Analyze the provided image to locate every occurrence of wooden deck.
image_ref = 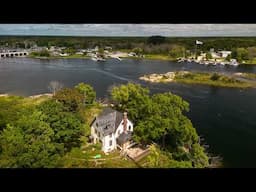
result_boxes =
[126,146,150,162]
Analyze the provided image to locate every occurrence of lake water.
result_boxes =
[1,57,256,167]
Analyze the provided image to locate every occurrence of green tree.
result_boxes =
[132,47,143,55]
[145,144,193,168]
[75,83,96,105]
[247,47,256,60]
[190,143,209,168]
[110,83,151,123]
[98,48,105,58]
[0,111,63,168]
[232,48,249,62]
[64,47,76,55]
[206,52,212,60]
[147,36,166,45]
[38,100,84,152]
[53,88,84,112]
[0,96,24,129]
[226,54,231,61]
[31,49,50,57]
[169,45,185,58]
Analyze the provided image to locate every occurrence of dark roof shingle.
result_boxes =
[91,107,124,136]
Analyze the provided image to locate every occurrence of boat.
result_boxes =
[230,59,239,66]
[91,57,98,61]
[111,56,122,61]
[91,56,106,62]
[116,57,122,61]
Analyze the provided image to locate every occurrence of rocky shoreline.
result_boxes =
[139,71,256,88]
[139,71,189,83]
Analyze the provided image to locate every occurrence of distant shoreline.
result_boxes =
[0,93,53,97]
[2,54,256,64]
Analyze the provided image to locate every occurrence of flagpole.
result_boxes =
[195,41,197,59]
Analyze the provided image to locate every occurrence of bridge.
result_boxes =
[0,51,29,58]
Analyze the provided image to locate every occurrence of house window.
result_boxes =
[109,140,112,146]
[98,132,100,137]
[96,123,98,127]
[129,125,131,131]
[109,134,112,138]
[95,129,97,135]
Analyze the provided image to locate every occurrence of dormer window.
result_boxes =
[129,125,131,131]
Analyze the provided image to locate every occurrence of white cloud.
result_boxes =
[0,24,256,36]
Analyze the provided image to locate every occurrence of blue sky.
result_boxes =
[0,24,256,36]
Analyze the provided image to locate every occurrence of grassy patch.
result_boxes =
[144,54,176,61]
[63,144,138,168]
[243,58,256,64]
[175,72,254,88]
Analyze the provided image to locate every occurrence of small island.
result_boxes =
[140,71,256,88]
[0,82,217,168]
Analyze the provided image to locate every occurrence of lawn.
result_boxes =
[63,144,139,168]
[144,54,176,61]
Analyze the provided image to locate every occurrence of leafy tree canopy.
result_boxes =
[0,111,63,168]
[53,88,84,112]
[147,36,166,45]
[75,82,96,105]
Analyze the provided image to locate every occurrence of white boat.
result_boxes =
[230,59,239,66]
[97,57,106,61]
[91,57,106,62]
[111,56,122,61]
[116,57,122,61]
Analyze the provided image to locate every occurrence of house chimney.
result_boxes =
[123,112,127,133]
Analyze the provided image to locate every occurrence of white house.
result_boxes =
[90,108,134,153]
[211,50,232,59]
[219,51,232,58]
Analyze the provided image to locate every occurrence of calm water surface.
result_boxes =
[1,57,256,167]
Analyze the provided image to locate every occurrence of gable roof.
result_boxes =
[91,107,124,136]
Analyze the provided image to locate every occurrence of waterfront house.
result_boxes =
[211,50,232,59]
[90,108,134,153]
[219,51,232,58]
